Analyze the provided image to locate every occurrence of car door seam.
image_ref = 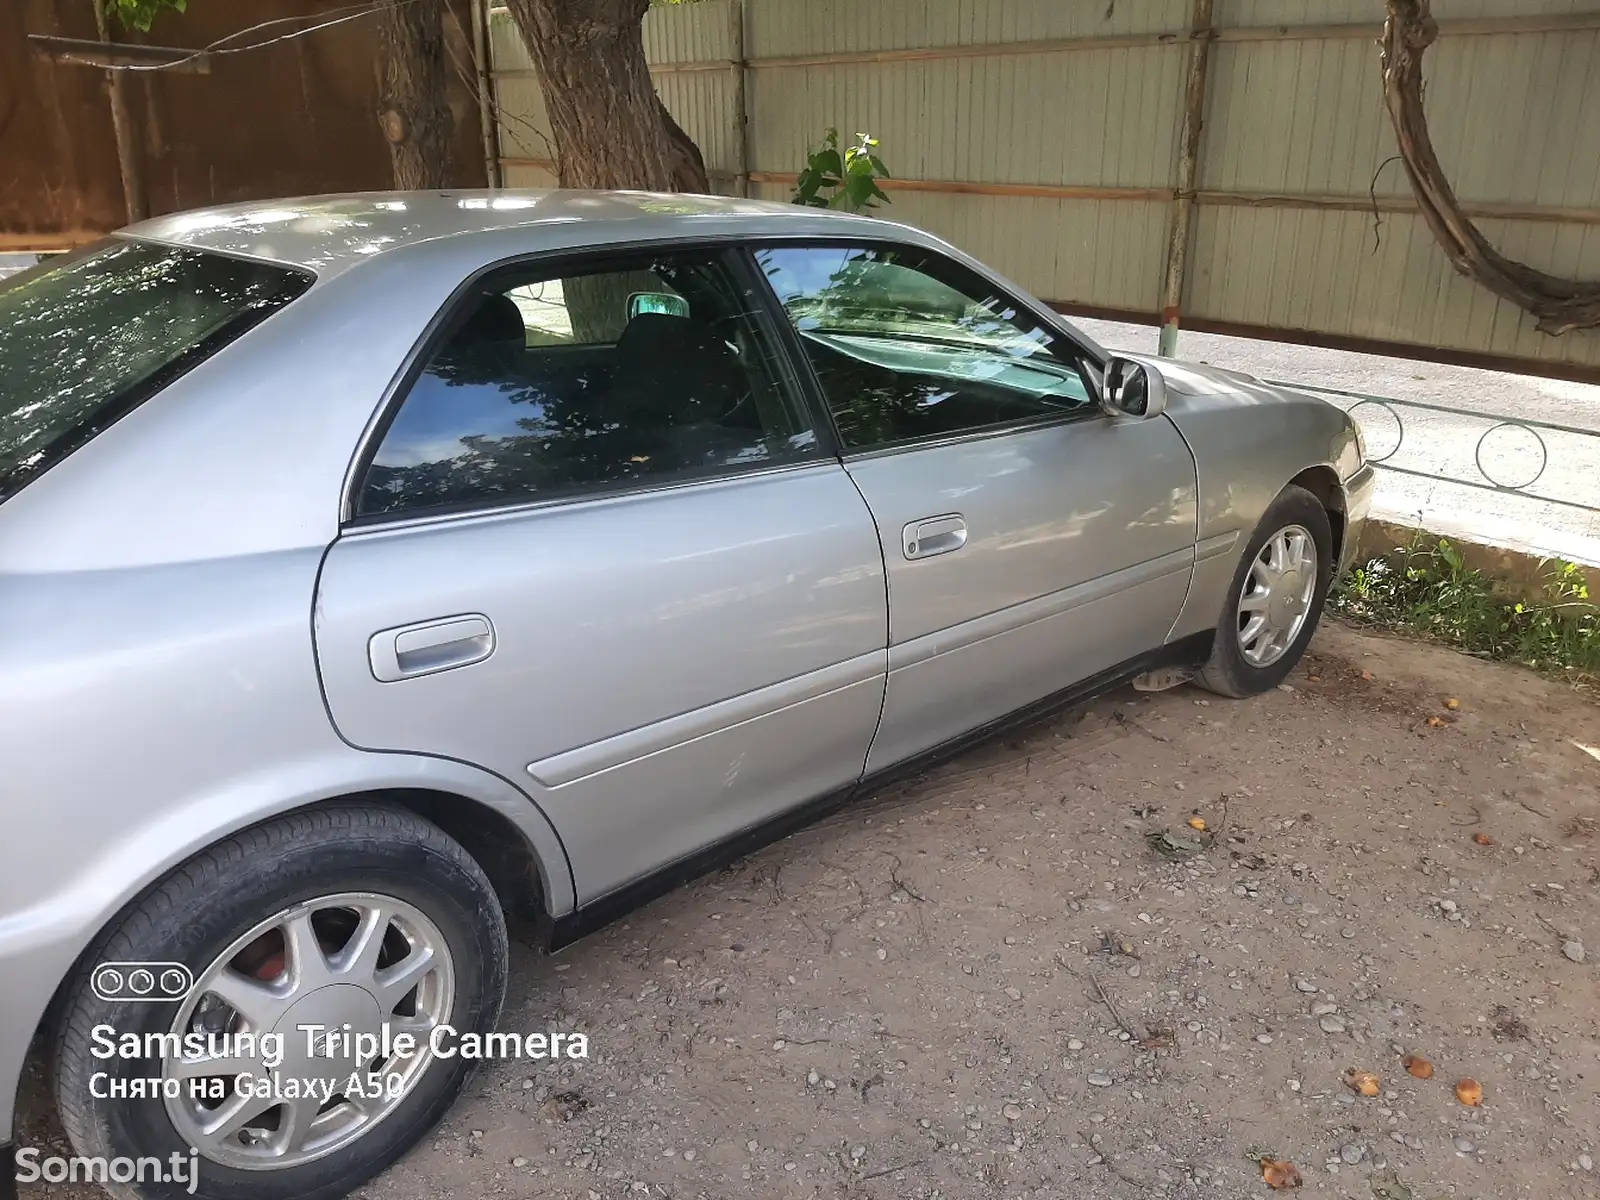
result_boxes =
[1195,530,1240,562]
[830,459,896,782]
[1153,411,1205,646]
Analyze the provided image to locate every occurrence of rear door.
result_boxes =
[314,245,887,903]
[752,241,1198,771]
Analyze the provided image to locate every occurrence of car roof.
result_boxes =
[122,190,906,279]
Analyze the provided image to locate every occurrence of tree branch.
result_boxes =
[1381,0,1600,335]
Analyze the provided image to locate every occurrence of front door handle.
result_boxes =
[369,614,495,682]
[903,514,967,560]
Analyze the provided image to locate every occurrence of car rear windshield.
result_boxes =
[0,238,311,501]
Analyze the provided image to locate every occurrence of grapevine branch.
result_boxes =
[1381,0,1600,335]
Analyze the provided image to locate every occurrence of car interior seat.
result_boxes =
[606,313,760,469]
[452,292,527,350]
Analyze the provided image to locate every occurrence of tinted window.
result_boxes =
[0,239,310,501]
[756,244,1096,450]
[359,251,818,518]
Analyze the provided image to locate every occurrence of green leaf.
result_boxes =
[108,0,186,31]
[1369,1172,1416,1200]
[1145,828,1206,859]
[791,127,891,212]
[812,149,844,178]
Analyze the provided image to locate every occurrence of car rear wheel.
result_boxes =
[52,803,508,1200]
[1197,484,1333,698]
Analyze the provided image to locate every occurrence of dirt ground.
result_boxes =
[18,622,1600,1199]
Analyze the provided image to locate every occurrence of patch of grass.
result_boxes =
[1330,536,1600,682]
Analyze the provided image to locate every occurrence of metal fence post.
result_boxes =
[1158,0,1214,358]
[730,0,750,197]
[471,0,501,188]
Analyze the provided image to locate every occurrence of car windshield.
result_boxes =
[0,238,310,501]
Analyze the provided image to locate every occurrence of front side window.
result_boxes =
[359,250,818,518]
[755,244,1097,450]
[0,239,310,501]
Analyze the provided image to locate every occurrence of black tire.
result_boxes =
[1197,484,1333,698]
[52,803,509,1200]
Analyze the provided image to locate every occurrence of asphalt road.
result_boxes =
[0,253,40,280]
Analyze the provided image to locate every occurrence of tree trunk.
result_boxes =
[378,0,454,189]
[93,0,147,222]
[504,0,710,192]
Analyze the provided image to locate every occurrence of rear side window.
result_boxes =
[0,239,310,501]
[357,249,819,519]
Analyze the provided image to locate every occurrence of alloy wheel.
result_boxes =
[1236,523,1318,668]
[161,892,454,1171]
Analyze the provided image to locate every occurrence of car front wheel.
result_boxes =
[1197,483,1333,698]
[52,803,508,1200]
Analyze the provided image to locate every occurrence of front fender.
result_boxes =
[1147,361,1358,543]
[1140,360,1359,642]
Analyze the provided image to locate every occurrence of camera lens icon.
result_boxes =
[91,961,193,1003]
[92,967,124,997]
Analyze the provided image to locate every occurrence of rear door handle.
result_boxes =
[369,614,495,682]
[903,514,967,560]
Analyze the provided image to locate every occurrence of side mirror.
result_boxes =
[1099,355,1168,419]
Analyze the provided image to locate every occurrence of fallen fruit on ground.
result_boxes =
[1446,697,1461,710]
[1472,831,1494,845]
[1260,1158,1303,1189]
[1345,1069,1381,1096]
[1403,1055,1434,1079]
[1426,716,1447,728]
[1188,816,1208,831]
[1455,1078,1483,1106]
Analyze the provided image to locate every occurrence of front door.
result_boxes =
[315,246,887,902]
[753,241,1198,771]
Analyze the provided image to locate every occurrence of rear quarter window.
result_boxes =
[0,238,311,502]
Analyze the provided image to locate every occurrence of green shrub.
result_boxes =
[1331,536,1600,680]
[792,129,891,213]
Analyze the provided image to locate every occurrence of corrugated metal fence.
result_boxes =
[489,0,1600,381]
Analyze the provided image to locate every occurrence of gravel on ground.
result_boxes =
[17,623,1600,1199]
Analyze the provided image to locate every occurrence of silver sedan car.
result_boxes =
[0,192,1372,1199]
